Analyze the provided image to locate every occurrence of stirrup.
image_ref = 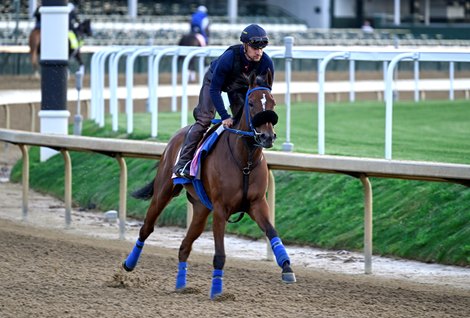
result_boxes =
[175,162,192,179]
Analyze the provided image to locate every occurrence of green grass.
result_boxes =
[10,99,470,266]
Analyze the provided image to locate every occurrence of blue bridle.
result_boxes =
[221,86,278,144]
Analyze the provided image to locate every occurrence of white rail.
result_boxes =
[1,128,470,274]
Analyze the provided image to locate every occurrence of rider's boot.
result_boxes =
[173,125,204,179]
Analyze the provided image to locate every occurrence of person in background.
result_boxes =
[67,2,82,53]
[191,5,210,45]
[361,20,374,33]
[173,24,273,178]
[68,2,81,37]
[33,4,41,30]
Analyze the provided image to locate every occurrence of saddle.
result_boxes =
[173,125,225,210]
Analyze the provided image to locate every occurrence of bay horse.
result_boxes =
[178,32,206,82]
[28,19,92,78]
[123,69,296,300]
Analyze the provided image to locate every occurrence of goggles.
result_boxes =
[248,36,269,49]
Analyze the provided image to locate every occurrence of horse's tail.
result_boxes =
[131,179,155,200]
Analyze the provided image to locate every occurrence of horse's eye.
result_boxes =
[248,101,254,108]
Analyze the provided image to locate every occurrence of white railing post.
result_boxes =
[109,47,137,129]
[449,61,455,101]
[171,51,180,113]
[126,46,155,134]
[181,48,210,127]
[282,36,294,152]
[385,52,418,160]
[414,60,420,102]
[349,59,355,102]
[150,47,178,137]
[318,51,350,155]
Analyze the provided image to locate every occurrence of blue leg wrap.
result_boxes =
[210,269,224,300]
[124,238,144,270]
[270,237,290,268]
[175,262,188,290]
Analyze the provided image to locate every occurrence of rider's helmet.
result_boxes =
[197,5,207,13]
[240,24,269,49]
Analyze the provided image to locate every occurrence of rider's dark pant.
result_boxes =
[173,69,215,174]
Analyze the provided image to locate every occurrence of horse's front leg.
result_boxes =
[210,208,227,300]
[123,175,176,272]
[175,200,210,291]
[250,199,296,284]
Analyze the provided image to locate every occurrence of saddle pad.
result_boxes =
[173,125,226,210]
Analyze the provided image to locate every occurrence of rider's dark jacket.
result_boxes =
[208,45,274,120]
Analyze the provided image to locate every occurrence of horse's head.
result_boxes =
[241,69,278,148]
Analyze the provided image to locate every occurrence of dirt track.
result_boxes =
[0,217,469,318]
[1,146,469,317]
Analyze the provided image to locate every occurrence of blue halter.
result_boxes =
[224,86,274,141]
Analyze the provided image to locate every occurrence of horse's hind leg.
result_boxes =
[122,174,179,272]
[175,200,210,290]
[250,200,296,284]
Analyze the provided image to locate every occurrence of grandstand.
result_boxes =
[1,0,470,47]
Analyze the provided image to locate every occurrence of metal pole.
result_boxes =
[449,61,455,101]
[349,59,355,102]
[61,149,72,228]
[282,36,294,152]
[19,144,29,221]
[73,70,84,135]
[414,60,420,102]
[318,52,349,155]
[267,170,275,261]
[171,52,179,112]
[116,154,127,240]
[360,175,373,274]
[385,52,417,159]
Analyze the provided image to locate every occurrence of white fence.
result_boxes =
[89,44,470,160]
[2,128,470,274]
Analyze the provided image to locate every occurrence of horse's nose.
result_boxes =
[260,132,276,148]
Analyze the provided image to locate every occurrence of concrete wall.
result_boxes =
[269,0,330,28]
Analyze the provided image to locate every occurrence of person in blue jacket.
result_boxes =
[173,24,273,178]
[190,5,210,45]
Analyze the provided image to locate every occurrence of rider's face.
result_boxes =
[244,44,263,62]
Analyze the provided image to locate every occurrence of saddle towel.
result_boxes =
[173,125,225,210]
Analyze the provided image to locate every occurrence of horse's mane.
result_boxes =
[254,72,271,89]
[229,71,271,122]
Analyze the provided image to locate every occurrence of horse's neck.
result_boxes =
[228,121,262,164]
[228,134,261,165]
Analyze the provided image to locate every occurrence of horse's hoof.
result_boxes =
[210,292,223,300]
[175,286,187,293]
[122,260,134,272]
[282,272,296,284]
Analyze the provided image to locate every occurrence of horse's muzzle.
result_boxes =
[252,110,278,148]
[254,129,277,148]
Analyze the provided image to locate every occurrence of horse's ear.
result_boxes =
[266,69,273,88]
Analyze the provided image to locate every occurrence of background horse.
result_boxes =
[28,19,92,78]
[123,70,296,300]
[178,32,206,81]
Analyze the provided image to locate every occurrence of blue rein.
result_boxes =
[213,86,272,139]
